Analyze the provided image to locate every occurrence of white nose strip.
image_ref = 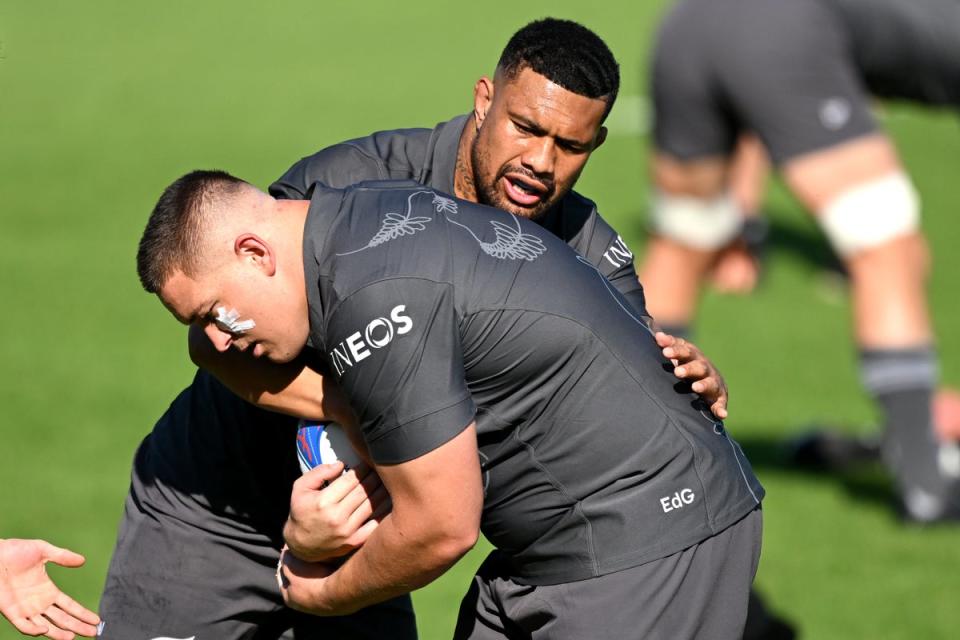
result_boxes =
[214,306,256,334]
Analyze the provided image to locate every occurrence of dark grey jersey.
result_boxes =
[303,181,764,585]
[271,114,647,317]
[125,370,301,536]
[131,117,646,540]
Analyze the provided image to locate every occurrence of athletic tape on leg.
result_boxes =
[650,191,742,250]
[818,172,920,256]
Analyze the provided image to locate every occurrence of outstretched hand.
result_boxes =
[656,332,729,420]
[0,539,101,639]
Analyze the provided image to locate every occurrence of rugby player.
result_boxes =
[139,170,765,640]
[638,0,960,522]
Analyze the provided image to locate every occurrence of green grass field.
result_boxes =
[1,1,958,638]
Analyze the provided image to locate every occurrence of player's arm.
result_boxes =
[282,278,479,613]
[0,538,101,639]
[280,422,482,615]
[188,324,353,422]
[192,319,391,557]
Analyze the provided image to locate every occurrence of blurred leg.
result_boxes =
[640,154,733,335]
[785,135,959,520]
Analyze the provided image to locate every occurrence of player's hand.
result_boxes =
[277,547,349,616]
[284,462,391,562]
[708,241,760,295]
[0,539,101,639]
[656,332,729,419]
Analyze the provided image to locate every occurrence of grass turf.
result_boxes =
[1,2,958,638]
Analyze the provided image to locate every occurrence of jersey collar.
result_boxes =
[301,185,346,350]
[422,113,470,194]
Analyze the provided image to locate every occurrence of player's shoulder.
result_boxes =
[554,189,616,236]
[339,124,437,176]
[270,125,437,198]
[363,124,435,151]
[560,189,599,215]
[320,124,436,163]
[336,179,448,212]
[325,180,457,257]
[270,142,385,199]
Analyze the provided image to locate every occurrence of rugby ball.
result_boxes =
[296,420,363,474]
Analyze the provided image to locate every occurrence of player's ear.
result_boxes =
[235,234,276,276]
[593,126,608,151]
[473,76,494,128]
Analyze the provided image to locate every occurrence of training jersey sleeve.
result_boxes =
[588,220,648,319]
[561,195,648,318]
[322,278,476,465]
[269,143,389,200]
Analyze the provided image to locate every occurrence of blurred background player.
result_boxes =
[0,538,101,639]
[638,0,960,523]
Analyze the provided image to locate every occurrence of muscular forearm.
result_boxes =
[285,507,476,615]
[283,424,483,615]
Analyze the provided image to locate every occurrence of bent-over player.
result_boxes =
[138,171,765,639]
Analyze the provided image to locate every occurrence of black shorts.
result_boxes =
[453,508,762,640]
[98,432,417,639]
[651,0,877,164]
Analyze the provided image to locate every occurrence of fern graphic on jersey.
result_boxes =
[338,189,546,262]
[432,193,458,215]
[480,220,547,261]
[337,190,433,256]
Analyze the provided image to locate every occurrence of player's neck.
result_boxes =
[454,115,479,203]
[277,198,310,220]
[274,199,310,249]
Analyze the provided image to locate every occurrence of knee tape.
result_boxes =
[818,172,920,257]
[650,191,743,250]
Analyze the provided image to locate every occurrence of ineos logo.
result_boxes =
[660,488,695,513]
[602,235,634,269]
[365,317,395,348]
[329,305,413,375]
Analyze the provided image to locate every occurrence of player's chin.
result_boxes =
[498,194,551,220]
[265,347,298,364]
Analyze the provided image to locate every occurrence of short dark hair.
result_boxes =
[137,169,247,293]
[497,18,620,118]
